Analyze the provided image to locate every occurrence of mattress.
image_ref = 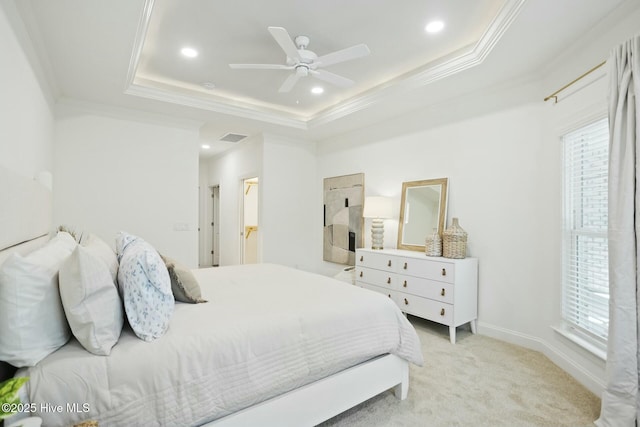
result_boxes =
[20,263,423,426]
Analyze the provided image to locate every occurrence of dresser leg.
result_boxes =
[470,319,477,334]
[449,326,456,344]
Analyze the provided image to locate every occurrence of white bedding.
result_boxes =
[20,263,423,427]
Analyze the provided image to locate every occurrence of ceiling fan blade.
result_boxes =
[268,26,302,61]
[229,63,292,70]
[315,44,370,68]
[310,69,354,88]
[278,73,301,93]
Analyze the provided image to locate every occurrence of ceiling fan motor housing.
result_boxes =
[286,48,317,67]
[294,35,310,48]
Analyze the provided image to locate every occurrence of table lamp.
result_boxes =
[363,196,393,250]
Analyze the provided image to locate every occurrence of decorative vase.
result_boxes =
[425,228,442,257]
[443,217,467,259]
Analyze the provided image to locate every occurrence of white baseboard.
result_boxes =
[477,321,605,396]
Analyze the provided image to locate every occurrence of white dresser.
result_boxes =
[355,248,478,344]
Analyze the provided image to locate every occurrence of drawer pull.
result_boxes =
[403,280,407,288]
[360,255,363,262]
[387,277,391,284]
[441,288,445,296]
[388,294,392,299]
[403,262,408,270]
[441,268,447,276]
[404,298,409,305]
[440,308,445,316]
[387,260,392,267]
[359,271,363,278]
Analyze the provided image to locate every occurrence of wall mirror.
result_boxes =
[397,178,448,251]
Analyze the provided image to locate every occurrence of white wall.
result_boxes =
[54,105,200,267]
[261,134,317,270]
[0,3,53,180]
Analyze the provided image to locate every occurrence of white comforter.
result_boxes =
[21,264,423,426]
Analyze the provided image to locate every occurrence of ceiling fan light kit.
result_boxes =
[229,26,370,93]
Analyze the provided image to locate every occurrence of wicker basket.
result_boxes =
[425,228,442,257]
[443,218,467,259]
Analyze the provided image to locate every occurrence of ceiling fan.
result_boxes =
[229,26,370,93]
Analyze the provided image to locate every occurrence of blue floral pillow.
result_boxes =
[116,232,174,342]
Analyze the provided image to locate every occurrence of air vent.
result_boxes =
[219,133,247,143]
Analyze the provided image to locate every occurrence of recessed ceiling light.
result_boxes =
[425,20,445,34]
[201,144,210,149]
[311,87,324,95]
[181,47,198,58]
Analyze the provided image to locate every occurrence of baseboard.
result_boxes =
[477,321,605,396]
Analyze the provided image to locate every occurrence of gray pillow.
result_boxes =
[161,255,207,304]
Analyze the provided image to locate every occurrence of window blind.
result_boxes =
[562,117,609,346]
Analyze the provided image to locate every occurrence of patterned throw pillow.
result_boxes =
[116,232,174,342]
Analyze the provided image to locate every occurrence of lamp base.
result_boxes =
[371,218,384,250]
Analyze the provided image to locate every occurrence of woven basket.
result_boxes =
[443,218,467,259]
[425,228,442,257]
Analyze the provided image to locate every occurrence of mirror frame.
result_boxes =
[397,178,448,251]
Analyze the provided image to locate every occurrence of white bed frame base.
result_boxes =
[207,354,409,427]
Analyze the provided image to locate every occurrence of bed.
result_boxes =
[0,167,423,427]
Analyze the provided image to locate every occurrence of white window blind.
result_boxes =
[562,117,609,347]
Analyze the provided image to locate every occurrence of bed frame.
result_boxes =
[209,354,408,426]
[0,166,412,426]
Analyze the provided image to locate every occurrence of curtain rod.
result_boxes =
[544,60,607,103]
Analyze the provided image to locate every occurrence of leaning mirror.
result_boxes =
[397,178,448,251]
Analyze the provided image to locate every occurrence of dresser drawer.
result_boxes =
[399,294,453,324]
[360,283,399,304]
[356,267,397,289]
[397,257,455,283]
[357,251,396,272]
[397,275,454,304]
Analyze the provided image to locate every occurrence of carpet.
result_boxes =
[320,316,601,427]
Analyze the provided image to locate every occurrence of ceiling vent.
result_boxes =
[219,133,248,143]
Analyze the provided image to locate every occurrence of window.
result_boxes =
[562,117,609,350]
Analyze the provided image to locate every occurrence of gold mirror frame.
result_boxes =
[397,178,448,251]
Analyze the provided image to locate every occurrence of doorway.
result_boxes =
[242,177,258,264]
[201,185,219,267]
[211,185,220,266]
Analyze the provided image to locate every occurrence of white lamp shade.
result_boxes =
[363,196,393,219]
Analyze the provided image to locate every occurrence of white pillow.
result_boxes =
[116,232,174,342]
[0,231,77,367]
[59,245,124,355]
[80,233,118,281]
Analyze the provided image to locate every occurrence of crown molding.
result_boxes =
[124,0,155,90]
[55,97,203,131]
[124,83,308,129]
[125,0,526,130]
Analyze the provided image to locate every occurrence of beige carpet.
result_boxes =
[320,316,601,427]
